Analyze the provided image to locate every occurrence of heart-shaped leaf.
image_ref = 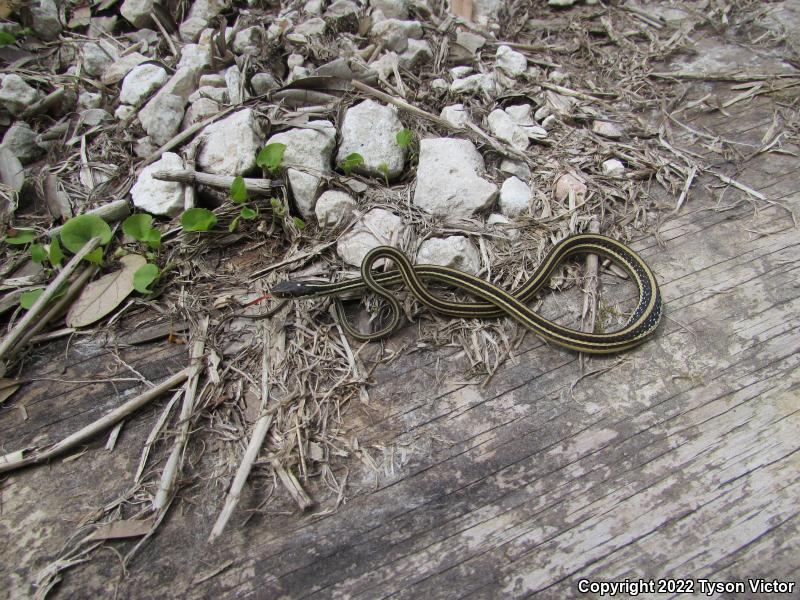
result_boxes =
[60,214,112,254]
[5,229,35,245]
[230,176,248,203]
[240,206,257,220]
[30,244,48,263]
[20,288,43,309]
[123,213,154,241]
[256,143,286,172]
[340,152,364,175]
[133,263,159,294]
[49,236,64,266]
[181,208,217,232]
[396,128,413,148]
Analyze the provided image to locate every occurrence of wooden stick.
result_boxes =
[22,88,66,119]
[649,71,800,82]
[0,237,102,373]
[208,323,276,542]
[0,367,196,474]
[48,200,130,238]
[153,316,208,511]
[151,168,280,195]
[272,459,313,511]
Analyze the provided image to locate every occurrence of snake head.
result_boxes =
[270,280,318,298]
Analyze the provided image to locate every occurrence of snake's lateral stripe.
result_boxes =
[271,234,662,354]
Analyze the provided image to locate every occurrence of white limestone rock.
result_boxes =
[251,72,280,95]
[265,121,336,218]
[182,97,219,128]
[225,65,245,105]
[198,108,265,176]
[315,190,357,227]
[450,66,473,79]
[499,176,532,218]
[304,0,324,14]
[114,104,136,120]
[486,213,520,240]
[233,26,264,56]
[78,91,102,109]
[495,45,527,77]
[413,138,498,218]
[602,158,625,175]
[101,52,147,85]
[499,159,531,180]
[138,93,185,145]
[487,109,529,151]
[82,41,118,77]
[120,64,168,106]
[371,0,409,19]
[549,0,577,6]
[505,104,535,126]
[130,152,185,216]
[337,208,406,266]
[1,122,41,164]
[592,120,623,139]
[120,0,154,28]
[179,0,228,41]
[199,73,226,87]
[416,236,481,276]
[542,114,557,129]
[324,0,360,31]
[371,18,422,52]
[188,85,228,104]
[0,75,39,115]
[28,0,62,41]
[336,100,406,180]
[450,73,497,96]
[294,17,327,37]
[440,104,469,129]
[399,38,432,69]
[177,44,212,71]
[431,78,449,92]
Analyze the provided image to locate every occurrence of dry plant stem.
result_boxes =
[351,80,457,131]
[153,316,208,511]
[272,459,314,511]
[581,220,601,336]
[649,71,800,82]
[674,165,697,212]
[183,140,199,210]
[11,264,98,354]
[134,388,182,483]
[151,169,278,195]
[0,237,102,373]
[22,87,66,119]
[141,106,235,168]
[48,200,130,238]
[208,325,274,542]
[0,367,196,474]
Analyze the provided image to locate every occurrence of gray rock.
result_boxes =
[81,108,111,126]
[592,120,623,139]
[304,0,324,14]
[1,122,42,164]
[101,52,147,85]
[399,38,432,69]
[472,0,503,24]
[337,208,406,266]
[198,108,266,176]
[294,17,327,37]
[182,98,219,128]
[179,0,228,41]
[120,64,168,107]
[265,121,336,218]
[324,0,360,31]
[534,105,551,121]
[371,18,422,52]
[487,109,529,151]
[199,74,226,87]
[602,158,625,175]
[542,114,557,129]
[549,0,577,6]
[450,66,473,79]
[554,173,587,204]
[495,45,527,77]
[336,99,406,180]
[371,0,409,19]
[78,91,103,109]
[499,176,532,218]
[413,138,498,217]
[138,94,185,145]
[450,73,497,96]
[131,152,186,216]
[417,236,481,275]
[440,104,470,129]
[430,78,449,92]
[232,26,264,56]
[133,136,157,158]
[505,104,535,126]
[0,75,39,115]
[545,90,576,116]
[287,53,305,70]
[82,41,118,78]
[486,213,520,240]
[28,0,62,41]
[225,65,245,105]
[158,67,201,101]
[120,0,154,28]
[114,104,136,121]
[499,159,531,180]
[178,44,213,72]
[251,72,280,95]
[315,190,357,227]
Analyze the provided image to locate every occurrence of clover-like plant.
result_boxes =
[60,214,113,264]
[396,128,413,148]
[123,213,161,249]
[256,143,286,174]
[181,208,217,232]
[340,152,364,176]
[133,263,160,294]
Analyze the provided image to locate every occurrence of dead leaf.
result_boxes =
[0,378,21,405]
[0,0,13,19]
[450,0,472,20]
[0,147,24,192]
[88,517,155,541]
[67,5,91,28]
[66,254,146,328]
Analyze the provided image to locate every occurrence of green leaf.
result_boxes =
[20,289,43,310]
[0,32,16,46]
[341,152,364,176]
[293,217,306,230]
[256,143,287,172]
[228,216,240,232]
[270,197,285,219]
[30,244,48,263]
[49,237,64,267]
[60,214,112,254]
[378,162,390,185]
[5,229,36,245]
[133,263,159,294]
[122,214,154,241]
[240,206,257,220]
[230,176,248,203]
[144,228,161,249]
[85,247,104,265]
[396,128,413,148]
[180,208,217,232]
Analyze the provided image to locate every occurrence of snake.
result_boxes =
[270,233,662,354]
